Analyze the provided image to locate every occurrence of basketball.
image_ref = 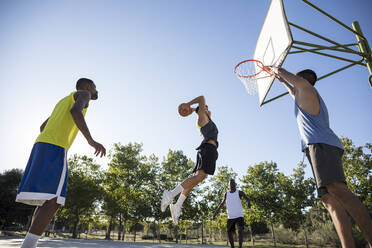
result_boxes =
[178,103,191,117]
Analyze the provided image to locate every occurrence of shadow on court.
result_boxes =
[0,237,229,248]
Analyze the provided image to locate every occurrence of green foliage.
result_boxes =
[0,168,34,228]
[159,149,199,222]
[279,162,316,231]
[241,161,284,224]
[341,137,372,211]
[4,136,370,246]
[56,154,103,238]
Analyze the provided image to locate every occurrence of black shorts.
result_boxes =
[305,143,346,197]
[227,217,244,233]
[192,143,218,175]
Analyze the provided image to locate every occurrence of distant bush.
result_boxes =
[141,235,153,240]
[310,221,339,247]
[159,234,167,240]
[274,225,304,245]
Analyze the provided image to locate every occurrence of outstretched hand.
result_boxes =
[275,74,286,83]
[269,66,279,75]
[88,140,106,157]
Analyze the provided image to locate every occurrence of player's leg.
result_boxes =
[161,149,205,212]
[305,144,363,246]
[227,219,235,248]
[228,231,235,248]
[161,170,206,213]
[180,170,207,196]
[169,170,207,224]
[326,182,372,246]
[28,197,60,235]
[17,143,68,248]
[237,217,244,248]
[321,192,355,248]
[21,198,60,248]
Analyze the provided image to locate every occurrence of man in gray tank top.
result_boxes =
[161,96,219,225]
[271,66,372,247]
[213,179,250,248]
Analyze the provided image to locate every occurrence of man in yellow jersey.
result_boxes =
[16,78,106,248]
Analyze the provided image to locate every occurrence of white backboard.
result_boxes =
[254,0,293,106]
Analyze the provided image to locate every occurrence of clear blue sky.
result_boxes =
[0,0,371,182]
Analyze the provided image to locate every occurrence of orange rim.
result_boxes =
[234,59,273,78]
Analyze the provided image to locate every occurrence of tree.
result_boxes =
[103,142,156,241]
[56,154,103,238]
[341,137,372,211]
[279,162,316,247]
[158,149,198,243]
[0,169,34,229]
[241,161,285,247]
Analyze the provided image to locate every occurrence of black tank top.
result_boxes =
[198,117,218,148]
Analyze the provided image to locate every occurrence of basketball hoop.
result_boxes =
[234,59,274,95]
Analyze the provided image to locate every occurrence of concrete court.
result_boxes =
[0,236,229,248]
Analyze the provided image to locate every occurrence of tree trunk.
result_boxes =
[105,216,113,240]
[301,217,309,248]
[250,224,255,247]
[175,225,179,244]
[122,219,126,241]
[158,221,161,243]
[134,223,137,242]
[118,214,122,240]
[270,223,276,247]
[201,220,204,244]
[72,215,80,239]
[186,227,188,244]
[152,220,156,243]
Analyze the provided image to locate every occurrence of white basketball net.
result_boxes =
[234,60,273,95]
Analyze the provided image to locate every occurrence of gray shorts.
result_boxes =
[305,143,345,197]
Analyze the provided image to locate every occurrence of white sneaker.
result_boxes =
[161,190,173,212]
[169,204,181,225]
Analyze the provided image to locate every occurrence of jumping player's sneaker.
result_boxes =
[170,203,182,225]
[161,190,173,212]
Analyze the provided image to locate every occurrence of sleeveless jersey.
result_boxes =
[226,190,244,219]
[197,118,219,148]
[36,91,88,150]
[294,90,343,151]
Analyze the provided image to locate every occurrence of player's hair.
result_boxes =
[195,105,208,113]
[76,78,94,90]
[296,69,317,86]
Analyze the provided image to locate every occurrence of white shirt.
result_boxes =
[226,190,244,219]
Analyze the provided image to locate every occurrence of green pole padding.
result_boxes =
[352,21,372,88]
[289,22,358,54]
[302,0,366,40]
[291,45,366,65]
[291,41,362,56]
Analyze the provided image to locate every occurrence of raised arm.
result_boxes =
[212,192,227,220]
[273,67,310,89]
[70,91,106,157]
[239,191,251,209]
[40,118,49,132]
[276,75,295,98]
[186,95,209,126]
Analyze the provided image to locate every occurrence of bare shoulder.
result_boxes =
[295,86,320,115]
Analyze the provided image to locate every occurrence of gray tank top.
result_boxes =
[294,90,343,151]
[197,118,219,148]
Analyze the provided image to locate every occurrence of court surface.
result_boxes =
[0,237,228,248]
